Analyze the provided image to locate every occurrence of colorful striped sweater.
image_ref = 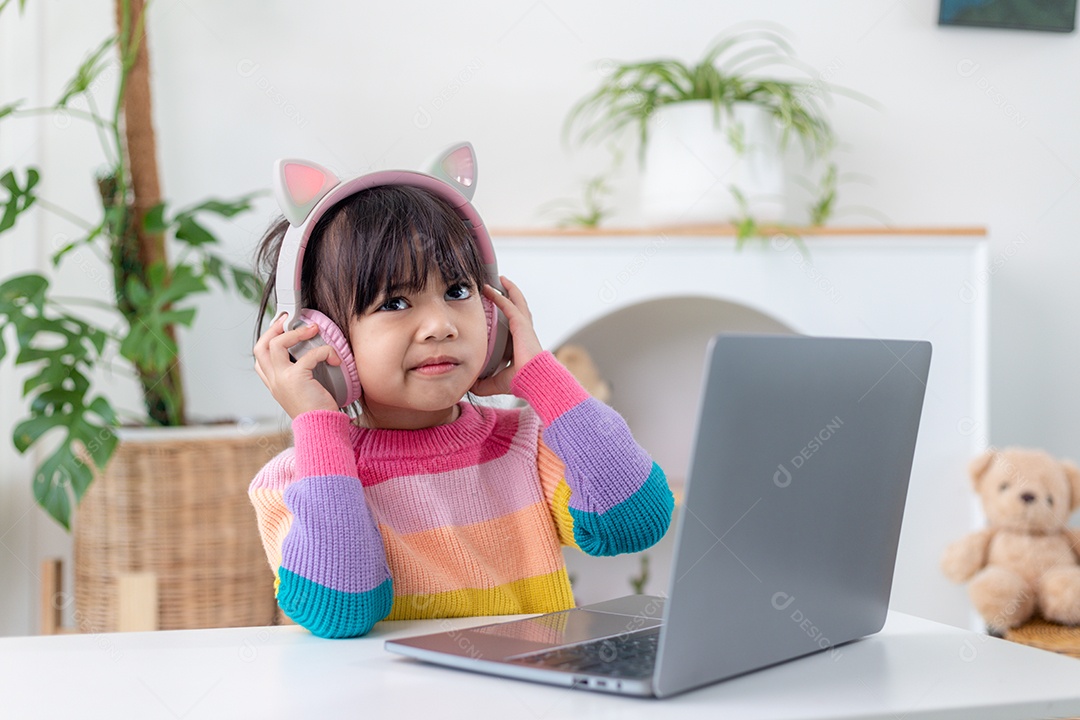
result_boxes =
[249,351,674,638]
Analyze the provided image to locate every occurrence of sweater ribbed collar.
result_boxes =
[347,402,497,460]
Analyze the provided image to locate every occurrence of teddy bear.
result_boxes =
[554,344,612,404]
[941,447,1080,632]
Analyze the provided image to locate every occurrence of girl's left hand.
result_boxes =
[470,275,544,397]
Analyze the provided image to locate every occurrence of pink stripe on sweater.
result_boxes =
[292,410,360,478]
[511,352,590,426]
[362,410,544,534]
[353,405,524,487]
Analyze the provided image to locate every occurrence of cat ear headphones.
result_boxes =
[272,141,513,408]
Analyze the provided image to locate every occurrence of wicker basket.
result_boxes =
[73,421,291,632]
[1005,617,1080,659]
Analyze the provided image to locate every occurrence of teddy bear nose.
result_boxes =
[1020,492,1036,504]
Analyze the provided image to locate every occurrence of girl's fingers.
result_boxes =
[497,275,532,321]
[253,314,284,355]
[293,343,340,370]
[270,320,320,348]
[264,321,321,364]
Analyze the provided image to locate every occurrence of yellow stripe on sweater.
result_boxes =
[386,568,575,620]
[537,439,578,550]
[550,479,577,549]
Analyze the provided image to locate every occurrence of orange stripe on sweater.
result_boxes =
[249,486,293,571]
[379,502,566,597]
[536,438,577,549]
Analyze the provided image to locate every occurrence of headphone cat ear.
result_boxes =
[273,159,341,226]
[424,141,478,201]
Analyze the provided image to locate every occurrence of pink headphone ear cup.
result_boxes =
[479,296,513,379]
[297,309,362,407]
[482,296,496,341]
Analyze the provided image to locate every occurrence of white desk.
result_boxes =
[2,611,1079,719]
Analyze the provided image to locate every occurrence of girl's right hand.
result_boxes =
[253,314,342,418]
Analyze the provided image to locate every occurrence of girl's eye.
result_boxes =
[446,283,472,301]
[378,297,409,312]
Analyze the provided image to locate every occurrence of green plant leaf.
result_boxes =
[14,318,90,365]
[142,202,168,234]
[57,35,118,108]
[0,273,49,312]
[180,194,258,219]
[0,167,40,235]
[0,99,23,120]
[50,221,105,267]
[67,448,96,501]
[0,0,29,16]
[22,361,85,396]
[29,388,83,415]
[12,414,60,454]
[201,254,225,286]
[120,317,177,372]
[33,448,76,530]
[87,327,108,355]
[230,266,263,303]
[86,395,118,426]
[157,264,207,306]
[174,215,217,247]
[69,414,117,470]
[809,163,838,226]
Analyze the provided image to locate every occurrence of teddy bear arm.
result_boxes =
[941,528,996,583]
[1062,527,1080,562]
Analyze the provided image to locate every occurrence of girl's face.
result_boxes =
[349,269,488,429]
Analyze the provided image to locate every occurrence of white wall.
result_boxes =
[1,0,1078,635]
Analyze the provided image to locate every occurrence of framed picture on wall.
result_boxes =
[939,0,1077,32]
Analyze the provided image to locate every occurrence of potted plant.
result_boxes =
[565,25,854,229]
[0,0,285,631]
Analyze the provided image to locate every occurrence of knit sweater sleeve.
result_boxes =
[248,410,392,638]
[516,351,674,556]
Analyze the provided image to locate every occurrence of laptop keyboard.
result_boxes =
[510,628,660,679]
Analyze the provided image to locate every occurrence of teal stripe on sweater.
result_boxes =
[568,462,674,557]
[277,567,393,638]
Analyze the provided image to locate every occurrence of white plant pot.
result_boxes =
[640,100,786,225]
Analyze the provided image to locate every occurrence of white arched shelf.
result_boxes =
[556,295,796,486]
[493,227,988,629]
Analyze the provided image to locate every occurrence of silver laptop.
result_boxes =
[385,334,932,698]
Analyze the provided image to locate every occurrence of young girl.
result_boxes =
[249,145,674,638]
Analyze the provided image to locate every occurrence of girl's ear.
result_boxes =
[273,159,340,226]
[424,141,477,200]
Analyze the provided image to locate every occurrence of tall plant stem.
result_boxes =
[114,0,186,425]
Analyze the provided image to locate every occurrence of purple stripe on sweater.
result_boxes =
[542,399,653,515]
[281,474,390,594]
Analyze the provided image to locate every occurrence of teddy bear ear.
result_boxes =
[968,449,998,490]
[1062,460,1080,510]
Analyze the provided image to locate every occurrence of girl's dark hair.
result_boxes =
[254,185,488,343]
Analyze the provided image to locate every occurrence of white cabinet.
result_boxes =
[493,228,988,629]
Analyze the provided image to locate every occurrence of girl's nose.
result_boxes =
[419,301,457,341]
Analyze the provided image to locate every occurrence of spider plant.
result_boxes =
[565,26,839,164]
